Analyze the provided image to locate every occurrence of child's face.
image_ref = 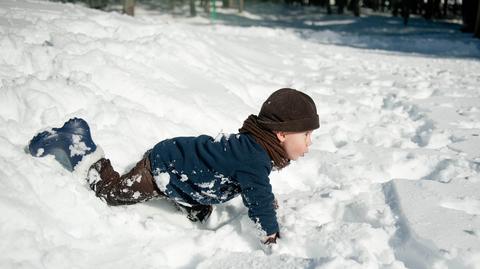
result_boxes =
[276,130,313,160]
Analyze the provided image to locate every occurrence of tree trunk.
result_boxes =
[425,0,433,19]
[402,0,410,25]
[89,0,107,9]
[211,0,217,19]
[205,0,210,15]
[190,0,196,16]
[352,0,360,16]
[326,0,332,14]
[337,0,346,14]
[475,0,480,38]
[238,0,244,13]
[123,0,135,16]
[443,0,447,17]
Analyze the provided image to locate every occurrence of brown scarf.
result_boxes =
[239,115,290,170]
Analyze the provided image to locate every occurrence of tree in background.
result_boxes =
[461,0,479,33]
[123,0,135,15]
[475,0,480,38]
[87,0,108,9]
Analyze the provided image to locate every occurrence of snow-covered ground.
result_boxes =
[1,0,480,268]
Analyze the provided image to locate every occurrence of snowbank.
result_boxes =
[1,0,479,268]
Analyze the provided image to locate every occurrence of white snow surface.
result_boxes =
[1,0,480,268]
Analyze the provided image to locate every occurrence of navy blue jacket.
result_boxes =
[148,133,279,235]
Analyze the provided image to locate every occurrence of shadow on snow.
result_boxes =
[133,0,480,59]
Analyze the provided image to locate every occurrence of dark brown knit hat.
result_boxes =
[257,88,319,132]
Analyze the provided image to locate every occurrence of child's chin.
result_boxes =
[294,153,306,160]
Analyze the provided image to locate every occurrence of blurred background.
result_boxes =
[50,0,480,37]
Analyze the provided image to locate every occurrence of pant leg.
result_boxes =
[86,153,212,222]
[87,154,163,206]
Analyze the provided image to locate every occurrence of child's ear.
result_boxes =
[275,131,287,143]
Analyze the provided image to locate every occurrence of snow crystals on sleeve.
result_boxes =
[200,189,218,198]
[36,148,44,157]
[215,173,231,185]
[214,132,232,143]
[196,180,215,189]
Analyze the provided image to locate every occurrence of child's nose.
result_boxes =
[307,136,312,147]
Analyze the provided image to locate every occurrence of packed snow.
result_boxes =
[1,0,480,268]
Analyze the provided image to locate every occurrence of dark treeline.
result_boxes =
[61,0,480,37]
[283,0,479,37]
[286,0,471,25]
[314,0,480,37]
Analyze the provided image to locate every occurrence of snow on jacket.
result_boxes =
[148,133,279,235]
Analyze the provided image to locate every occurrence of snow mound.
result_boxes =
[1,0,480,268]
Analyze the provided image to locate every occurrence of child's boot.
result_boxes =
[28,117,98,171]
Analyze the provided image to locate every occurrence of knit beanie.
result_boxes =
[257,88,319,132]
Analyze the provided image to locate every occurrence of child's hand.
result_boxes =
[263,232,280,244]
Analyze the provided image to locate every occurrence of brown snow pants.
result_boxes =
[86,152,213,222]
[87,153,163,206]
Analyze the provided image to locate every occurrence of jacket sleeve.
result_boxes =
[236,166,279,236]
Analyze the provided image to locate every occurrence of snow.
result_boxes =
[180,174,189,182]
[125,174,142,186]
[384,178,480,268]
[1,0,480,268]
[154,172,171,192]
[69,134,91,157]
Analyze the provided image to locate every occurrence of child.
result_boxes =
[28,88,319,244]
